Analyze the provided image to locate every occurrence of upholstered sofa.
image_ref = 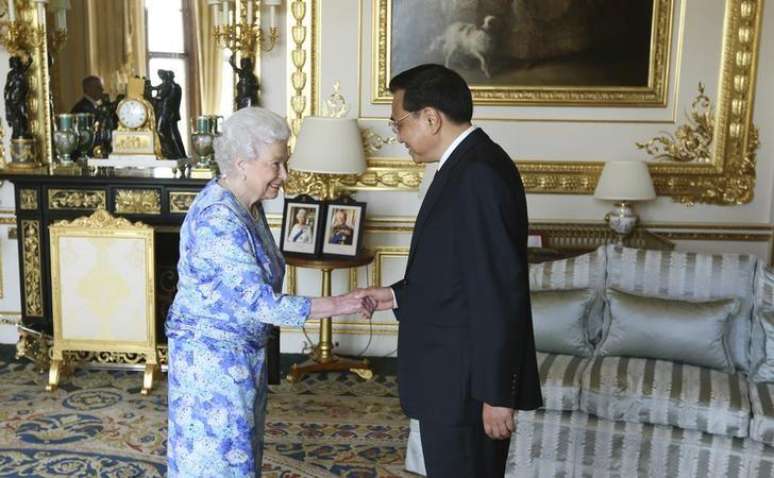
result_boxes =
[405,245,774,476]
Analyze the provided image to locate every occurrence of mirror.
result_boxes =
[49,0,235,154]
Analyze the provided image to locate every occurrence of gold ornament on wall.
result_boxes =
[636,83,713,163]
[636,83,760,205]
[361,129,396,156]
[321,81,348,118]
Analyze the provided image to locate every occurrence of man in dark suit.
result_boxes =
[356,64,542,477]
[71,75,103,115]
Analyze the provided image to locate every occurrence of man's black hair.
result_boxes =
[388,64,472,124]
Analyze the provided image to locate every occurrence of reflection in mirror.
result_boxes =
[49,0,235,156]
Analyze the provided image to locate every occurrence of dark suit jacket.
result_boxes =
[391,128,543,425]
[71,97,97,115]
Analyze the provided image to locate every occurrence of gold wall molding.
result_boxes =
[271,215,772,244]
[373,0,673,106]
[339,159,422,191]
[48,189,106,210]
[369,247,408,290]
[169,191,198,214]
[286,159,423,196]
[114,189,161,215]
[286,0,319,145]
[0,217,16,225]
[20,220,43,317]
[19,189,38,210]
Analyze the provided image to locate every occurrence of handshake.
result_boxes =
[308,287,395,321]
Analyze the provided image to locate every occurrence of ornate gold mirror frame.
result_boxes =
[0,1,54,169]
[285,0,763,206]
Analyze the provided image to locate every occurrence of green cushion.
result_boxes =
[531,289,596,357]
[597,288,738,372]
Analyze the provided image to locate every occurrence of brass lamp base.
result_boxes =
[287,354,373,383]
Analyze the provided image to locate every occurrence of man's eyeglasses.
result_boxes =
[388,112,412,134]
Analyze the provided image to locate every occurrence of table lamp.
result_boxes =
[594,160,656,245]
[290,117,366,200]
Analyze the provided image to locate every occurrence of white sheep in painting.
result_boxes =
[429,15,497,79]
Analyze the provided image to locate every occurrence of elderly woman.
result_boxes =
[166,107,373,477]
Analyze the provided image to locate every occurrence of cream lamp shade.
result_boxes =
[594,160,656,201]
[290,117,366,175]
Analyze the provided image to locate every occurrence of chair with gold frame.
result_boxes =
[46,208,159,394]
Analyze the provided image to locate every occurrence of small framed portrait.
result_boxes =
[280,195,323,257]
[321,200,366,258]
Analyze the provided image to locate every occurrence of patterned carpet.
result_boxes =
[0,354,415,477]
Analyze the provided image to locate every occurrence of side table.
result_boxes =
[285,250,375,382]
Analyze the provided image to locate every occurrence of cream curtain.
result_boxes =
[85,0,147,96]
[192,0,222,115]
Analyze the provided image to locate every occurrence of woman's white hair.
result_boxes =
[214,107,290,177]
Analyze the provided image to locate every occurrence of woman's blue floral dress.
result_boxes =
[166,179,310,477]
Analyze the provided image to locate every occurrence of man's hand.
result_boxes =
[351,287,395,311]
[482,403,514,440]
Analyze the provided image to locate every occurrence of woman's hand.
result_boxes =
[308,292,376,320]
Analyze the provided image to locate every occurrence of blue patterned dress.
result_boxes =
[166,180,310,477]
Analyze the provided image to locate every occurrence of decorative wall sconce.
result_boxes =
[210,0,281,55]
[44,0,69,52]
[0,0,43,55]
[0,0,69,55]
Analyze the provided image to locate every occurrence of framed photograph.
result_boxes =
[321,200,366,258]
[280,195,323,257]
[375,0,672,106]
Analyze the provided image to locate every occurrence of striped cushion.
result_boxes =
[530,248,606,342]
[537,352,590,411]
[507,410,774,478]
[755,263,774,310]
[752,264,774,381]
[580,356,751,438]
[750,382,774,446]
[529,247,606,291]
[605,246,757,372]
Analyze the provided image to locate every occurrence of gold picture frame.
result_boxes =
[47,209,158,394]
[373,0,674,107]
[286,0,763,205]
